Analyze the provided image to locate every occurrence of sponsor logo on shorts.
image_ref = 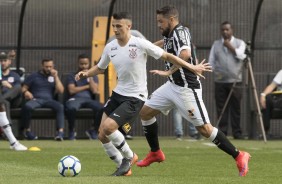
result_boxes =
[113,113,120,117]
[122,123,131,133]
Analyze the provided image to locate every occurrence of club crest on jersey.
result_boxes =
[129,48,137,59]
[179,30,187,44]
[167,41,173,49]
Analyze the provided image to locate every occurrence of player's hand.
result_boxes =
[149,70,170,77]
[193,59,212,79]
[75,71,88,81]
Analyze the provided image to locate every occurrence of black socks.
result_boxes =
[143,122,159,152]
[212,130,240,159]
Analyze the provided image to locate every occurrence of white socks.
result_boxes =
[107,130,133,159]
[141,117,157,126]
[208,127,218,142]
[102,142,123,167]
[0,112,17,145]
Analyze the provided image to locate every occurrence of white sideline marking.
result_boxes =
[202,142,216,147]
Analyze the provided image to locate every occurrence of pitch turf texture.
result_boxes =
[1,137,281,184]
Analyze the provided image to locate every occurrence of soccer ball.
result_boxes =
[58,155,81,177]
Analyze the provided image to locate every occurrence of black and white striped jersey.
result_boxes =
[163,24,200,89]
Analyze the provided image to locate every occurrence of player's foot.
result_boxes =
[236,151,251,176]
[137,149,165,167]
[10,141,28,151]
[112,153,138,176]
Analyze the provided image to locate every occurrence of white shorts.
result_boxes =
[145,81,210,126]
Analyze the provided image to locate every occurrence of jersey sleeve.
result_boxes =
[273,69,282,85]
[12,72,21,86]
[174,27,191,56]
[67,73,75,85]
[23,73,34,87]
[97,45,111,69]
[93,75,99,83]
[139,38,164,60]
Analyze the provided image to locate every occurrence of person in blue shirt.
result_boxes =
[0,51,27,151]
[65,54,103,140]
[0,50,22,122]
[20,58,65,140]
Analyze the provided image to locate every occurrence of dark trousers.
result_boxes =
[215,82,242,137]
[262,94,282,133]
[1,85,22,122]
[21,98,64,130]
[65,97,103,132]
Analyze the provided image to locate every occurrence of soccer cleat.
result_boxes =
[112,153,138,176]
[137,149,165,167]
[55,131,64,141]
[10,142,28,151]
[235,151,251,176]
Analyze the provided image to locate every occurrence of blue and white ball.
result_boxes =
[58,155,81,177]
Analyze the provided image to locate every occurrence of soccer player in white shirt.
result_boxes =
[75,12,211,176]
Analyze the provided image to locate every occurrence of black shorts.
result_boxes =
[104,91,144,133]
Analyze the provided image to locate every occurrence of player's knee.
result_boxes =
[100,119,118,136]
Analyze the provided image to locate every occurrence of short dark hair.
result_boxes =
[113,12,132,21]
[221,21,232,28]
[0,52,8,60]
[41,58,53,64]
[156,5,179,19]
[78,53,90,61]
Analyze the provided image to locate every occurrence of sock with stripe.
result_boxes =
[107,130,133,159]
[0,112,17,145]
[142,118,160,152]
[209,127,239,159]
[102,142,123,167]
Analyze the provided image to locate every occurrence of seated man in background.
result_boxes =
[260,69,282,137]
[20,58,65,141]
[0,51,22,122]
[65,54,103,140]
[0,52,26,151]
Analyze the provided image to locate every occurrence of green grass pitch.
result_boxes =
[1,137,282,184]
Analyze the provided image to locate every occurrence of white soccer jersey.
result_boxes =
[273,69,282,91]
[98,35,164,101]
